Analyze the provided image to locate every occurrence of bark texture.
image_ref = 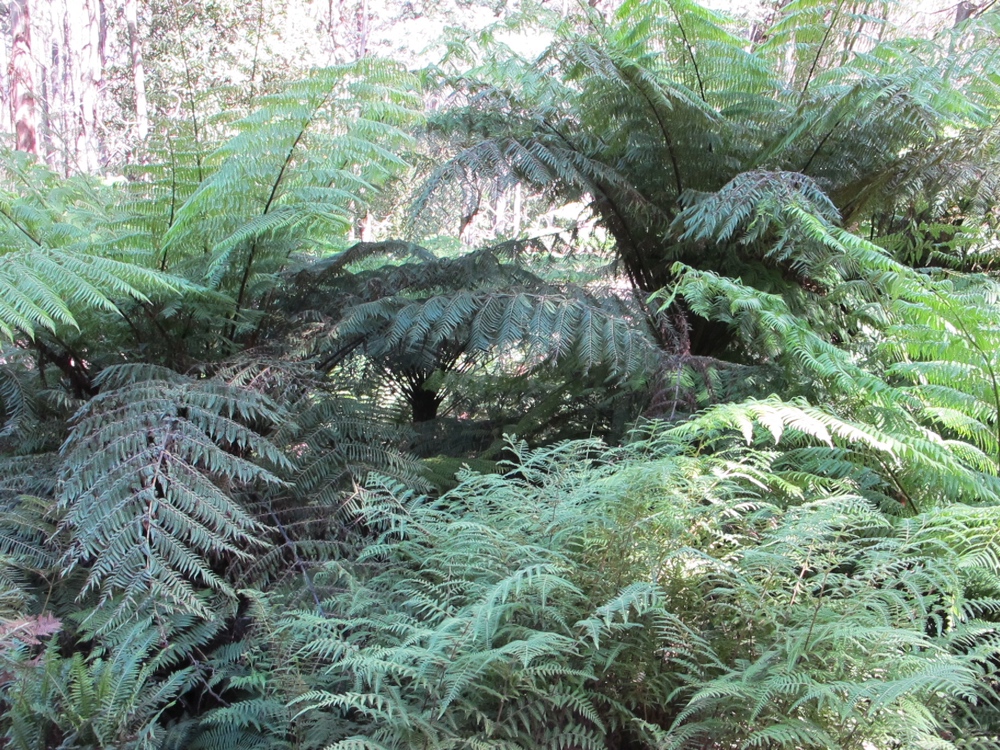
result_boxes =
[9,0,38,154]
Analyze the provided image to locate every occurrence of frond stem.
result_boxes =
[269,509,326,616]
[179,47,205,183]
[0,206,42,246]
[798,0,845,106]
[667,0,707,103]
[800,117,844,174]
[625,68,685,197]
[231,108,319,339]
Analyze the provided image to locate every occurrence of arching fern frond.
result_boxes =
[58,365,290,628]
[0,152,178,340]
[161,59,422,314]
[333,290,658,379]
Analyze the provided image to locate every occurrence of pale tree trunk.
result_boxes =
[69,0,104,172]
[356,0,368,59]
[9,0,38,154]
[61,2,73,175]
[512,183,522,237]
[326,0,344,63]
[48,33,64,169]
[0,2,11,137]
[33,0,55,164]
[494,192,507,236]
[125,0,147,141]
[39,59,52,163]
[327,0,339,59]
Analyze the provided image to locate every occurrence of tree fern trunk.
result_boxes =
[411,385,442,423]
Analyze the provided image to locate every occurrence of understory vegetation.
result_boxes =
[2,0,1000,748]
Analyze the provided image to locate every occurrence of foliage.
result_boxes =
[246,436,1000,750]
[1,0,1000,748]
[0,153,176,341]
[419,0,1000,354]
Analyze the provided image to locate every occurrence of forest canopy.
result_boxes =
[1,0,1000,748]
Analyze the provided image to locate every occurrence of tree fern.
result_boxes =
[0,2,998,746]
[0,151,178,340]
[58,365,290,628]
[418,0,1000,357]
[161,60,421,326]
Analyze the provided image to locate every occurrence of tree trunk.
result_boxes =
[48,34,63,168]
[0,1,12,137]
[61,4,73,175]
[411,385,442,423]
[356,0,369,59]
[71,0,104,172]
[512,183,522,236]
[955,1,978,24]
[39,62,52,163]
[9,0,38,155]
[125,0,148,141]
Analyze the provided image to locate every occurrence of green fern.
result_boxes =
[253,433,1000,750]
[0,151,178,340]
[58,365,290,628]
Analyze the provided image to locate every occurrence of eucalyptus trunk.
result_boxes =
[9,0,38,155]
[125,0,148,141]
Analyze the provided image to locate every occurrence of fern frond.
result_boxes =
[59,366,289,626]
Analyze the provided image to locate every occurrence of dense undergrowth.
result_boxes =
[1,0,1000,747]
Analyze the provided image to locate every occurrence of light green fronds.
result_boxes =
[161,59,421,303]
[0,154,178,340]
